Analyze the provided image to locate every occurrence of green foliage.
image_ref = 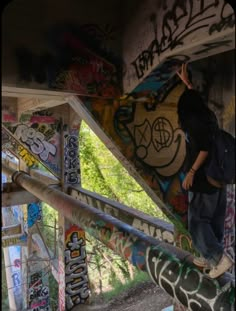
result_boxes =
[79,123,119,200]
[40,203,58,250]
[79,121,169,297]
[79,121,168,220]
[42,203,58,226]
[38,203,58,308]
[86,234,130,294]
[48,274,59,310]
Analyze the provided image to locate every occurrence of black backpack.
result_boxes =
[205,129,235,186]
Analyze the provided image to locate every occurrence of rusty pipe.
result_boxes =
[1,163,234,311]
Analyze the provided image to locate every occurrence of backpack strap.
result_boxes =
[206,176,225,188]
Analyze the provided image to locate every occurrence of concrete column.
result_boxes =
[59,107,90,310]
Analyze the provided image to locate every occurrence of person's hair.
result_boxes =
[177,89,216,132]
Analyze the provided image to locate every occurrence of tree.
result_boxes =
[79,121,167,219]
[79,121,169,293]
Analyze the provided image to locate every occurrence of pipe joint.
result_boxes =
[12,171,23,183]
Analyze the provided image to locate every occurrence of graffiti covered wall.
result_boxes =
[27,251,50,311]
[2,0,122,97]
[65,225,89,310]
[81,50,235,238]
[122,0,235,92]
[65,200,234,311]
[2,106,67,177]
[82,82,188,229]
[224,185,235,274]
[63,128,81,185]
[70,187,175,245]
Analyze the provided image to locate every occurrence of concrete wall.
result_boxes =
[121,0,235,93]
[191,50,235,136]
[2,0,234,241]
[2,0,123,96]
[2,0,235,97]
[81,50,235,233]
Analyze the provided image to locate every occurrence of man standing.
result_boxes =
[176,64,233,278]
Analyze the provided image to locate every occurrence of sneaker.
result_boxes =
[193,256,210,268]
[208,254,233,279]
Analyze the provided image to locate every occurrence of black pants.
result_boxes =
[188,188,227,266]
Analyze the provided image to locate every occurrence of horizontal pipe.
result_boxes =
[2,157,60,185]
[2,163,16,177]
[2,163,234,311]
[69,185,174,235]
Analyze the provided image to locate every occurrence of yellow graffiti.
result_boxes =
[22,205,28,223]
[163,84,186,104]
[2,224,22,237]
[2,237,24,248]
[17,145,38,167]
[37,124,55,140]
[65,226,86,257]
[176,233,195,254]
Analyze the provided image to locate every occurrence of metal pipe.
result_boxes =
[2,163,234,311]
[2,163,16,177]
[69,185,175,244]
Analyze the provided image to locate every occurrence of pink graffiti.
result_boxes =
[224,207,235,229]
[58,258,65,311]
[3,114,16,122]
[223,186,235,274]
[13,258,21,268]
[30,116,56,123]
[224,234,235,248]
[31,300,47,308]
[55,32,120,97]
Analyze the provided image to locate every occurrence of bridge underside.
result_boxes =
[1,1,235,310]
[2,163,235,311]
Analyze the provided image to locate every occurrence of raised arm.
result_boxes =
[176,63,193,90]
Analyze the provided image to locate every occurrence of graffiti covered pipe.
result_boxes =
[2,163,235,311]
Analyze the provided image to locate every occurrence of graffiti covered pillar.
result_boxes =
[1,155,28,311]
[2,170,20,311]
[58,104,90,310]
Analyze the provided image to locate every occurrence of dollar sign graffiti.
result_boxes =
[153,117,172,151]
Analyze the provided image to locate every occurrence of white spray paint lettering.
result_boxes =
[14,124,56,161]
